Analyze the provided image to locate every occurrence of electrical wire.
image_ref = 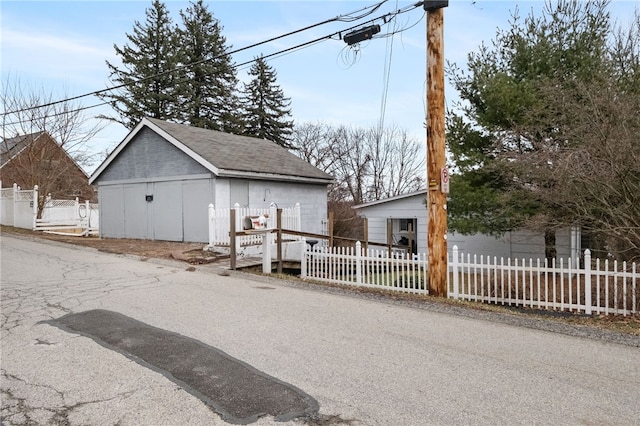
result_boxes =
[2,1,425,123]
[2,0,392,117]
[377,0,400,137]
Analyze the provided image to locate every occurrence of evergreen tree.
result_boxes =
[100,0,180,128]
[446,0,616,259]
[176,0,241,133]
[241,57,294,147]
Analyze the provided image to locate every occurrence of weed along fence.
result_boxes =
[0,182,98,235]
[299,242,639,316]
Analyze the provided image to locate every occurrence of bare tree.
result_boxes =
[291,122,424,205]
[290,121,425,242]
[531,78,640,261]
[1,76,104,213]
[366,126,424,201]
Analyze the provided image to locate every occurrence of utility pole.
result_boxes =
[425,1,448,297]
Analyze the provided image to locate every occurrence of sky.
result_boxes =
[2,0,638,174]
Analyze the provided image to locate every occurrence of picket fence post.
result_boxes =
[584,249,592,315]
[300,237,307,278]
[207,204,215,248]
[229,203,243,253]
[73,197,80,220]
[12,184,19,228]
[32,185,38,229]
[452,245,459,299]
[269,203,277,229]
[355,241,363,285]
[84,200,90,231]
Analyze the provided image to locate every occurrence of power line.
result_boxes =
[2,0,392,117]
[378,0,400,136]
[2,1,425,123]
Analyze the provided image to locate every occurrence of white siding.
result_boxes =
[358,193,427,251]
[247,180,327,235]
[449,228,573,261]
[356,192,576,260]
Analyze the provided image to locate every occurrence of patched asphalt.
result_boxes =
[46,309,319,424]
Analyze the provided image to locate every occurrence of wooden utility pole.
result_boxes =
[425,1,448,297]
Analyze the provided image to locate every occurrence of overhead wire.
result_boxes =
[2,0,391,117]
[2,1,425,124]
[377,0,400,137]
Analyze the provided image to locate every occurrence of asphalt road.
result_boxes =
[1,233,639,425]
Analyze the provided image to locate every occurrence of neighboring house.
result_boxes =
[0,132,94,207]
[353,189,583,261]
[89,117,333,242]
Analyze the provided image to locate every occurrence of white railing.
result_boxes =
[207,202,301,247]
[300,242,639,316]
[450,246,638,316]
[301,240,428,294]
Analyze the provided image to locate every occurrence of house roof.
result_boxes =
[90,117,333,184]
[0,132,45,168]
[352,189,428,210]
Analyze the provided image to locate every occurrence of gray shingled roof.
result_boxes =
[0,132,44,168]
[147,118,333,182]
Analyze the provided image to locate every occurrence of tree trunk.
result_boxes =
[544,229,557,263]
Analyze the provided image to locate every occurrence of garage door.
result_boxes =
[182,179,212,242]
[152,181,183,241]
[100,179,212,242]
[99,185,125,238]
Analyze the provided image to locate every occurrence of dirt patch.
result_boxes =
[0,225,211,260]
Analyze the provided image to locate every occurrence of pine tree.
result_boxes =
[240,57,294,147]
[100,0,180,129]
[176,0,241,133]
[445,0,638,259]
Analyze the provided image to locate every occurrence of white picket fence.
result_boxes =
[450,246,637,316]
[207,202,301,247]
[300,242,639,316]
[0,182,98,235]
[302,241,428,294]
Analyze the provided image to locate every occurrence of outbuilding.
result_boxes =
[353,189,582,261]
[90,118,333,242]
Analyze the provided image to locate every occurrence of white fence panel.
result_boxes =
[450,246,638,316]
[13,187,37,229]
[0,186,15,226]
[302,240,428,295]
[0,182,98,234]
[301,243,638,316]
[36,198,100,235]
[0,183,37,229]
[41,198,78,222]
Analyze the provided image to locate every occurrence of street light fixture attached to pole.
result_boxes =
[424,0,448,297]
